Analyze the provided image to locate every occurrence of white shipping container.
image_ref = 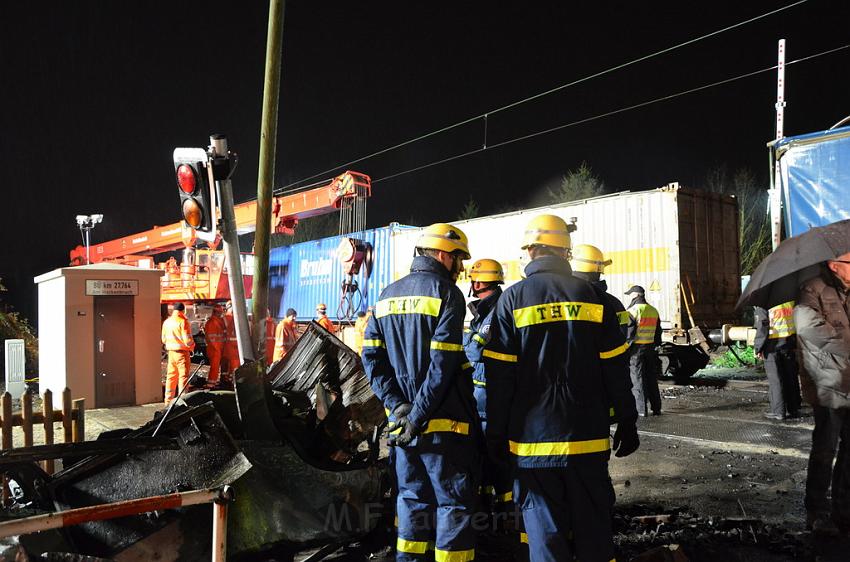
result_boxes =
[449,183,740,333]
[382,184,739,334]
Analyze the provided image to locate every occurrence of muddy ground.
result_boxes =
[8,365,849,560]
[309,373,850,562]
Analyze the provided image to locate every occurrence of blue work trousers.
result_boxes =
[515,460,616,562]
[395,433,477,561]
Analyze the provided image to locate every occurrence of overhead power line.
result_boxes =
[274,0,809,194]
[370,43,850,185]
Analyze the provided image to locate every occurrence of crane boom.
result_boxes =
[69,171,371,265]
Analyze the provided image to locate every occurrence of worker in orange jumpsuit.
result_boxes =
[265,310,276,364]
[315,303,336,334]
[273,308,299,362]
[161,302,195,403]
[223,301,241,374]
[204,304,226,387]
[352,307,372,354]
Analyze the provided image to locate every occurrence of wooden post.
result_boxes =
[72,399,85,443]
[21,392,33,448]
[42,389,55,474]
[62,389,72,444]
[1,393,10,505]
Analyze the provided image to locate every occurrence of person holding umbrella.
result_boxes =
[738,219,850,534]
[794,251,850,534]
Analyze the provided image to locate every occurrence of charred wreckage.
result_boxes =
[0,323,391,561]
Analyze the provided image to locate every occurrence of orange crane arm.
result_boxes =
[69,171,371,266]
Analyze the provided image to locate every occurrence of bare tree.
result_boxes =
[703,166,771,275]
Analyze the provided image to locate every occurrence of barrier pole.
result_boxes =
[211,487,234,562]
[0,487,230,540]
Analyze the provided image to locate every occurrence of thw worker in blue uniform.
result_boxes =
[463,259,515,518]
[483,215,640,562]
[362,223,478,562]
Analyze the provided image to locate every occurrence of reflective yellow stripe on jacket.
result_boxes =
[385,411,470,437]
[482,349,518,362]
[600,342,629,359]
[513,301,604,328]
[509,437,610,457]
[375,296,441,318]
[768,300,796,339]
[430,341,463,352]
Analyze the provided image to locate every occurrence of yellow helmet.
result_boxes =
[571,244,612,273]
[416,223,471,259]
[469,259,504,284]
[521,214,571,250]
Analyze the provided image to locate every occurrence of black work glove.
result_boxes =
[386,403,418,447]
[613,421,640,458]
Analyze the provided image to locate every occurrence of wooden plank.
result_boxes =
[72,399,85,443]
[62,389,72,444]
[21,392,33,448]
[42,390,55,474]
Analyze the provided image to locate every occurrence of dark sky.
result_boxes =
[2,0,848,323]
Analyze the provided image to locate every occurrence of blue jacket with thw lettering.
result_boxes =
[361,256,476,438]
[464,287,502,424]
[483,256,636,468]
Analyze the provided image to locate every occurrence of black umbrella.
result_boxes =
[736,219,850,311]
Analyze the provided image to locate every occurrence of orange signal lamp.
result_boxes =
[182,198,203,228]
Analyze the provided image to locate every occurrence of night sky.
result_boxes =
[2,1,848,324]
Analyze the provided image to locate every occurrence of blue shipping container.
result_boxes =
[269,224,416,322]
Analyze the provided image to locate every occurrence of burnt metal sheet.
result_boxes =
[269,322,385,460]
[227,441,387,556]
[50,405,251,558]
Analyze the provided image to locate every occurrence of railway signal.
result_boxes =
[173,147,217,242]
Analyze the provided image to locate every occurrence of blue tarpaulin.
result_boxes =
[776,125,850,237]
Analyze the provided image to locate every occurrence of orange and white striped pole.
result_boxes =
[0,486,233,560]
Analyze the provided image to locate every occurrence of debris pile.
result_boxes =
[613,503,811,561]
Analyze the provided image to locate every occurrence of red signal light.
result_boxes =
[176,164,196,194]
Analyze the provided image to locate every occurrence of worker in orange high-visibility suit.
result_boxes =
[315,303,336,334]
[273,308,299,362]
[161,302,195,403]
[204,304,226,386]
[265,310,276,364]
[352,307,372,354]
[223,301,241,374]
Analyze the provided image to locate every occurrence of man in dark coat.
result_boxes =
[795,252,850,534]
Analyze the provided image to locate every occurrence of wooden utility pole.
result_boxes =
[252,0,285,365]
